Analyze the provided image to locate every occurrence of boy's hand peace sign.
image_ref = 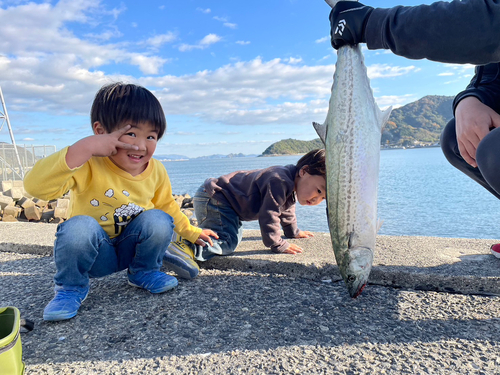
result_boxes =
[91,125,140,158]
[65,124,140,169]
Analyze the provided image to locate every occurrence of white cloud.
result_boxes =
[200,34,221,46]
[0,0,169,77]
[142,57,335,126]
[197,7,211,14]
[85,28,123,41]
[130,55,168,75]
[367,64,417,79]
[315,36,329,43]
[144,32,177,48]
[236,41,250,45]
[375,94,417,109]
[287,57,303,64]
[179,34,221,51]
[213,15,236,29]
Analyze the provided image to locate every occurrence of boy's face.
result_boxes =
[101,121,158,176]
[295,167,326,206]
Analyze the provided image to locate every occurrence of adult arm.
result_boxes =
[330,0,500,64]
[365,0,500,64]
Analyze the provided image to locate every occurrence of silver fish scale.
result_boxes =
[327,46,381,254]
[314,42,391,297]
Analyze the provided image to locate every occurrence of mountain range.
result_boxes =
[156,95,454,159]
[261,95,454,155]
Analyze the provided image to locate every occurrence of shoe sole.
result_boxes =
[43,311,78,321]
[128,278,178,294]
[491,249,500,259]
[164,247,200,280]
[43,294,88,321]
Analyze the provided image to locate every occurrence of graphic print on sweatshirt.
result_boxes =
[90,188,145,235]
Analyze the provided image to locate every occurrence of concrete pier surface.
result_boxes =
[1,222,499,374]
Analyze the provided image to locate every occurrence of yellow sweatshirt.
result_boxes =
[23,147,201,242]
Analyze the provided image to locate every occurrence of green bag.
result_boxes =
[0,307,34,375]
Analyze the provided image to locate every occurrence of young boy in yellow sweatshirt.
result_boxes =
[24,82,216,321]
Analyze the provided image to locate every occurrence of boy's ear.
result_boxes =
[299,166,308,177]
[93,122,106,135]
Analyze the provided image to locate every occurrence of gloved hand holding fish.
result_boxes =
[313,0,392,297]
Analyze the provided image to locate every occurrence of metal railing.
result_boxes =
[0,144,56,181]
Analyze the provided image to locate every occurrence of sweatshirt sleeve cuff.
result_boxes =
[180,226,202,244]
[452,91,484,115]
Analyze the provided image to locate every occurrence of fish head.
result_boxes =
[343,246,373,298]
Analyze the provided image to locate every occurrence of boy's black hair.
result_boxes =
[296,149,326,176]
[90,82,167,139]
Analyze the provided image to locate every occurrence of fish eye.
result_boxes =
[347,275,356,283]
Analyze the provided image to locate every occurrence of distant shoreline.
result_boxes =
[158,144,442,161]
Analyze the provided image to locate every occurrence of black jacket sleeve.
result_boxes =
[365,0,500,65]
[453,63,500,115]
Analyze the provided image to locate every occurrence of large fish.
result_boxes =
[314,0,392,297]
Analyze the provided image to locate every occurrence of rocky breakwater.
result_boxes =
[0,179,196,226]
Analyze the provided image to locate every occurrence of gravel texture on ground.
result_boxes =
[1,251,499,375]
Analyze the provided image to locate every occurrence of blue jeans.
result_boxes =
[52,209,174,289]
[193,185,243,261]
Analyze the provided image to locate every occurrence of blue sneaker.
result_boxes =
[164,234,200,279]
[128,271,178,294]
[43,286,89,321]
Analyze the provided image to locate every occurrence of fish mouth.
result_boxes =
[342,246,373,298]
[345,273,369,298]
[351,282,367,298]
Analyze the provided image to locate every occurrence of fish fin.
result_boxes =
[376,219,383,232]
[313,122,327,144]
[378,106,393,132]
[347,231,354,249]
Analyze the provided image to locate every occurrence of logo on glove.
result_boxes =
[335,19,346,36]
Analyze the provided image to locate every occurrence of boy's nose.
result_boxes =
[134,139,147,151]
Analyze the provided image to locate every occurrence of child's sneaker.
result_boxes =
[128,270,178,294]
[43,286,89,321]
[164,234,200,279]
[490,244,500,259]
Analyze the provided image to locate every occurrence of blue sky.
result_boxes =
[0,0,474,158]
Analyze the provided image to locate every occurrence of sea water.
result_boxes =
[162,147,500,240]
